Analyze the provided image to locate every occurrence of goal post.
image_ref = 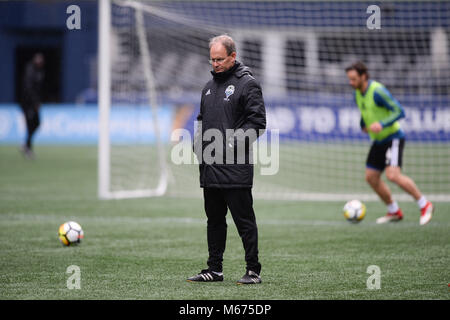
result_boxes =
[98,0,168,199]
[98,0,450,201]
[98,0,111,199]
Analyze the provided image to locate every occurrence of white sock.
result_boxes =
[417,196,427,209]
[387,201,399,214]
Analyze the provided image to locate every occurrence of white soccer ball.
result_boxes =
[343,200,366,223]
[58,221,84,246]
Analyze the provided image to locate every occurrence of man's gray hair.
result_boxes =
[209,35,236,55]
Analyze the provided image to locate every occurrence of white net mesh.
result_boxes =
[103,0,450,201]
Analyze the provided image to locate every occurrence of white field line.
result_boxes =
[1,213,448,228]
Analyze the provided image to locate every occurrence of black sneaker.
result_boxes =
[237,270,261,285]
[187,269,223,282]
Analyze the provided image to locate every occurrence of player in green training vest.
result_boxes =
[345,61,433,226]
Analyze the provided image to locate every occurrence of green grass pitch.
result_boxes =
[0,145,449,300]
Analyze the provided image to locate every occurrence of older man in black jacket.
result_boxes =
[188,35,266,285]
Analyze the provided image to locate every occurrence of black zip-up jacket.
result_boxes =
[194,61,266,188]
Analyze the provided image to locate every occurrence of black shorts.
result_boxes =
[366,138,405,172]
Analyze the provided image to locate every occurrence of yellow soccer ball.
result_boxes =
[58,221,84,246]
[343,200,366,223]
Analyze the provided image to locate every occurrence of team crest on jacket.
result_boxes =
[224,85,235,101]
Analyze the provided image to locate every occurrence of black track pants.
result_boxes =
[203,187,261,274]
[21,105,40,150]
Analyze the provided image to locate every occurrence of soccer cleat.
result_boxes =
[376,209,403,224]
[237,270,261,285]
[187,269,223,282]
[420,201,433,226]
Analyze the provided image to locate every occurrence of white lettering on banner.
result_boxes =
[314,107,335,134]
[0,105,449,144]
[266,107,295,134]
[402,107,450,133]
[110,119,135,136]
[66,119,98,136]
[39,114,89,137]
[338,108,361,133]
[40,114,66,136]
[298,107,335,134]
[402,108,422,132]
[440,108,450,132]
[423,109,436,131]
[137,120,155,135]
[16,114,26,135]
[298,107,314,132]
[43,114,95,137]
[0,111,11,139]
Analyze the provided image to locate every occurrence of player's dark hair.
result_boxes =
[345,61,370,79]
[209,34,236,56]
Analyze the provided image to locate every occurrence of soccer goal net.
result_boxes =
[98,0,450,201]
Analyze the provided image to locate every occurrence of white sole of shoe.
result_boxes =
[420,207,433,226]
